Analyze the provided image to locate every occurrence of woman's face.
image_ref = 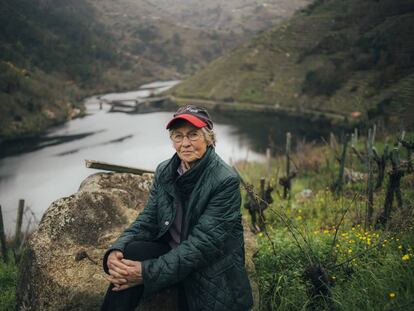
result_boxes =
[170,123,208,164]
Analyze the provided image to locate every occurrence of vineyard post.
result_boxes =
[284,132,291,199]
[14,199,24,250]
[0,205,8,263]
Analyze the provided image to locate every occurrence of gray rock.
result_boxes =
[17,172,259,310]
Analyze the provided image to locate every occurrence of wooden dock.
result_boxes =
[105,96,171,113]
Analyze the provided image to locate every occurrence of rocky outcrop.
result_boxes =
[17,172,259,310]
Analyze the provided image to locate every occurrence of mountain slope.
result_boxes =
[142,0,310,33]
[0,0,173,140]
[0,0,311,140]
[171,0,414,128]
[86,0,311,74]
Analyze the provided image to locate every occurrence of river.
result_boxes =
[0,81,261,234]
[0,80,337,234]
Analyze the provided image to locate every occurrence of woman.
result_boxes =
[101,105,253,311]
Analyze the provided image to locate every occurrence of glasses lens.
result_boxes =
[171,134,183,142]
[189,131,201,141]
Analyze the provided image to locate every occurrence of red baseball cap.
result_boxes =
[166,105,213,129]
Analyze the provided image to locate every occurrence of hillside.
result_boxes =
[0,0,309,141]
[0,0,173,140]
[142,0,310,34]
[86,0,311,74]
[171,0,414,129]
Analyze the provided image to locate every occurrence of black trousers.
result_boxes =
[100,240,171,311]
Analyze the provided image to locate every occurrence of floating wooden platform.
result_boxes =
[85,160,154,175]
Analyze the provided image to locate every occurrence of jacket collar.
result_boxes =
[158,146,215,198]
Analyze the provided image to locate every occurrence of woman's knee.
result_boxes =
[123,241,171,261]
[123,241,146,261]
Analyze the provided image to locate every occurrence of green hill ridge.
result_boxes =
[171,0,414,129]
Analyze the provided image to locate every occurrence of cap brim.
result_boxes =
[166,114,207,129]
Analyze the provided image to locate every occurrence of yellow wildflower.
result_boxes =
[398,245,403,250]
[402,254,410,261]
[388,292,396,300]
[348,249,353,254]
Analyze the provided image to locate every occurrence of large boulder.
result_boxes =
[17,172,259,310]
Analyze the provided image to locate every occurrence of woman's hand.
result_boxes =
[110,259,144,291]
[107,251,127,284]
[106,251,144,291]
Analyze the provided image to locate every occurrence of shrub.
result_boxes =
[302,64,345,97]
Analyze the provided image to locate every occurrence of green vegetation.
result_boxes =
[237,131,414,310]
[171,0,414,130]
[0,0,171,141]
[0,254,17,311]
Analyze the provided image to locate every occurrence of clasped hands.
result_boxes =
[106,250,143,291]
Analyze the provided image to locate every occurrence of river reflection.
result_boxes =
[212,110,338,154]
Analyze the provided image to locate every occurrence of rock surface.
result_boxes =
[17,172,259,310]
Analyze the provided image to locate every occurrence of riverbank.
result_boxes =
[167,95,361,128]
[0,81,179,157]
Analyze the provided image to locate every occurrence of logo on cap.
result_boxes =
[166,105,213,130]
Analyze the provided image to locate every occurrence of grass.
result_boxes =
[0,253,17,311]
[1,132,412,310]
[237,132,414,310]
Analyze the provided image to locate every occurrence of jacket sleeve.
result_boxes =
[141,176,241,296]
[102,168,161,273]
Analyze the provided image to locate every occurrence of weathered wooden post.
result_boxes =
[259,178,265,201]
[372,144,389,190]
[329,132,337,150]
[376,148,404,228]
[366,128,375,226]
[266,147,272,180]
[14,199,24,249]
[332,134,349,194]
[350,128,359,171]
[0,205,8,263]
[284,132,291,199]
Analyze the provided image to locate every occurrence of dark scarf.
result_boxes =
[173,146,214,202]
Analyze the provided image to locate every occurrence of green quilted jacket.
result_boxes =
[105,147,253,311]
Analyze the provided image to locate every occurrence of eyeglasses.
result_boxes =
[170,131,202,143]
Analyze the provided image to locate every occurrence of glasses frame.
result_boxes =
[170,130,203,143]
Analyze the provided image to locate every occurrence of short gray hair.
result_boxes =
[200,127,216,147]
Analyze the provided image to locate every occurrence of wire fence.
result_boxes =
[0,199,40,263]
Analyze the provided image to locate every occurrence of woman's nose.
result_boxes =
[182,136,191,146]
